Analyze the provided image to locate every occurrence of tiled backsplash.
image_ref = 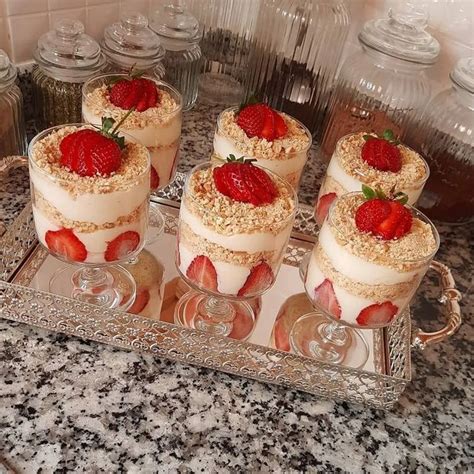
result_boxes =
[0,0,473,91]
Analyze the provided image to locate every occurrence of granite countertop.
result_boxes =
[1,102,473,473]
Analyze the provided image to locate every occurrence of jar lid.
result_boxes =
[451,57,474,94]
[358,6,440,65]
[102,12,165,69]
[34,20,105,82]
[150,4,201,51]
[0,49,16,89]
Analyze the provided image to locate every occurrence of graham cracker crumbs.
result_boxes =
[84,84,180,129]
[335,132,428,191]
[33,190,147,233]
[329,194,438,271]
[184,166,296,235]
[216,109,311,161]
[180,222,281,266]
[31,126,149,196]
[314,244,416,300]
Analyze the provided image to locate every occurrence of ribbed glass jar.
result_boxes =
[405,58,474,224]
[319,7,439,161]
[244,0,350,140]
[0,50,27,157]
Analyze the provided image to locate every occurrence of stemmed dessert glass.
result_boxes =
[174,162,297,341]
[29,124,150,311]
[291,192,440,368]
[82,73,183,239]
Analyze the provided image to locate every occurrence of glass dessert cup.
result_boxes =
[292,192,440,368]
[82,73,183,239]
[212,106,312,191]
[29,124,151,311]
[315,132,430,225]
[174,162,297,341]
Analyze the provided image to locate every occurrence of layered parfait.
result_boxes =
[212,101,312,189]
[177,158,297,297]
[82,73,182,191]
[306,188,439,328]
[29,122,150,264]
[315,130,429,224]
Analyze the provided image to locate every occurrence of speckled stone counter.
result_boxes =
[1,102,473,473]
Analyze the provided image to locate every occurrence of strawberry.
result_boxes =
[213,155,278,206]
[127,288,150,314]
[313,279,341,319]
[236,103,266,138]
[169,149,179,181]
[361,130,401,172]
[150,165,160,190]
[238,262,274,296]
[260,106,276,141]
[186,255,218,291]
[315,192,337,225]
[45,228,87,262]
[109,77,159,112]
[273,110,288,138]
[104,231,140,262]
[356,301,398,326]
[355,186,412,240]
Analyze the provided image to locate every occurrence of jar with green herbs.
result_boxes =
[32,19,105,131]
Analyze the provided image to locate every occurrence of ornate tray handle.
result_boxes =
[412,260,462,350]
[0,156,28,237]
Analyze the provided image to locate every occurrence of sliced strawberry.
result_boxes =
[241,164,273,205]
[186,255,218,291]
[45,228,87,262]
[250,165,278,200]
[356,301,398,326]
[313,279,341,319]
[238,262,274,297]
[361,138,401,172]
[109,79,132,108]
[273,110,288,138]
[315,192,337,225]
[236,104,266,138]
[127,288,150,315]
[169,149,179,180]
[144,78,159,109]
[260,106,276,141]
[150,165,160,190]
[104,231,140,262]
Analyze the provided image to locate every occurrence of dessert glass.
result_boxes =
[174,162,297,340]
[292,192,440,368]
[29,124,150,310]
[82,73,182,233]
[315,132,430,225]
[212,106,312,190]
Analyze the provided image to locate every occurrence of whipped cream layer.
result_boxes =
[150,144,179,188]
[213,132,307,185]
[33,206,147,264]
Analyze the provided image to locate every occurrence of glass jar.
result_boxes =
[184,0,259,105]
[320,6,440,162]
[0,50,27,157]
[406,58,474,224]
[102,12,166,77]
[32,20,106,131]
[244,0,350,141]
[150,3,202,110]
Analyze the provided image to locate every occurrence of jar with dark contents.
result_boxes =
[32,20,105,131]
[101,12,166,77]
[0,49,27,156]
[406,58,474,224]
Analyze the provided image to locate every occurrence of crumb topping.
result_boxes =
[329,194,438,271]
[335,133,428,190]
[84,84,180,129]
[31,126,149,196]
[184,167,296,235]
[217,109,311,161]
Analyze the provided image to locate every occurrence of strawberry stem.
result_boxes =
[226,154,256,164]
[361,184,408,204]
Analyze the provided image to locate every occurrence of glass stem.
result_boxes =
[319,320,350,347]
[195,296,236,336]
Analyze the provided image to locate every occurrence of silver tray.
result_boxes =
[0,158,462,409]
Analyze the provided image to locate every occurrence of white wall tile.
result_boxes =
[6,0,48,16]
[86,0,116,5]
[120,0,150,16]
[49,0,86,10]
[0,0,7,17]
[49,7,86,28]
[0,17,11,56]
[8,12,49,62]
[85,3,119,39]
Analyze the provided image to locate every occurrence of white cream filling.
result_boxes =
[150,144,179,188]
[30,167,148,226]
[180,202,292,253]
[319,223,419,285]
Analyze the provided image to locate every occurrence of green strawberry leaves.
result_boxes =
[362,129,400,145]
[98,110,134,149]
[361,184,408,204]
[226,154,257,165]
